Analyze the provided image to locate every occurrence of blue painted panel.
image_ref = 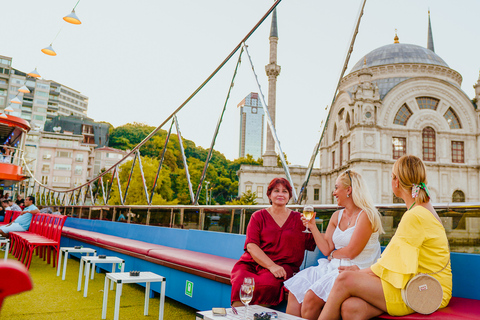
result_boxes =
[185,229,245,259]
[450,252,480,300]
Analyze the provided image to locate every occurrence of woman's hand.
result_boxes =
[268,264,287,279]
[338,265,360,273]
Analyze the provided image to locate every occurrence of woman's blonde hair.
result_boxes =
[393,155,430,204]
[338,170,384,234]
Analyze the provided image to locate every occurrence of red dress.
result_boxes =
[230,209,315,306]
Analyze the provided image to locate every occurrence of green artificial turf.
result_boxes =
[1,254,197,319]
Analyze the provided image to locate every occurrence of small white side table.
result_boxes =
[0,238,10,261]
[57,247,97,280]
[78,256,125,297]
[102,271,166,320]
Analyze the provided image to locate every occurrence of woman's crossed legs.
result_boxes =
[318,270,387,320]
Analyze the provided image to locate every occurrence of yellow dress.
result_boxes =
[371,206,452,316]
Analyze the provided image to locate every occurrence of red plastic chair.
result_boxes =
[0,260,33,309]
[0,210,21,226]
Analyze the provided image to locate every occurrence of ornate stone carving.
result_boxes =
[364,133,375,148]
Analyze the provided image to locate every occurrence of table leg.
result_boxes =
[62,252,69,280]
[77,258,84,291]
[144,282,150,316]
[56,250,63,276]
[102,276,109,319]
[114,282,122,320]
[110,264,115,290]
[84,262,91,297]
[91,252,96,280]
[4,242,9,261]
[159,280,166,320]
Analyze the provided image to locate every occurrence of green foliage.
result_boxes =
[227,190,258,205]
[107,123,263,205]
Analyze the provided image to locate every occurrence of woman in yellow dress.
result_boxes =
[318,155,452,320]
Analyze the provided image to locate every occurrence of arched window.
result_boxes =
[452,190,465,203]
[394,104,413,125]
[333,123,337,140]
[422,127,436,161]
[416,97,439,110]
[444,107,461,129]
[345,112,351,130]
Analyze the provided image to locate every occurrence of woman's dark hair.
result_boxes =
[266,178,292,205]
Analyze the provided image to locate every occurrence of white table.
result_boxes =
[102,271,166,320]
[57,247,97,280]
[78,256,125,297]
[196,305,307,320]
[0,238,10,261]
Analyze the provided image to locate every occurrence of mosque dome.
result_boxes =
[350,43,449,73]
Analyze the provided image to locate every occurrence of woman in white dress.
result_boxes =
[285,170,383,320]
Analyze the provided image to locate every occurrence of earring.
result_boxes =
[347,194,350,198]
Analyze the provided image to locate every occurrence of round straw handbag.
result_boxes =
[401,273,444,314]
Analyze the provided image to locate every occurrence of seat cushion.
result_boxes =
[376,297,480,320]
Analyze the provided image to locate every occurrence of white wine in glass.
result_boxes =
[303,205,314,233]
[243,277,255,291]
[240,284,253,320]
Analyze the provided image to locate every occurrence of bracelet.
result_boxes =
[329,250,335,259]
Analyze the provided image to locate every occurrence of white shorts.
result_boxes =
[0,222,26,234]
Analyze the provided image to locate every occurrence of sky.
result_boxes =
[1,0,479,166]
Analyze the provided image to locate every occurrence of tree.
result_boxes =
[226,190,257,205]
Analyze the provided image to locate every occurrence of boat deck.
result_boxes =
[1,254,196,319]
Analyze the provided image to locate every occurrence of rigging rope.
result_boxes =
[297,0,368,204]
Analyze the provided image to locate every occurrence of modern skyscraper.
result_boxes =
[238,92,264,160]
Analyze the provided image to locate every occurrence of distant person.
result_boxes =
[52,207,64,215]
[39,207,53,214]
[230,178,316,307]
[16,194,25,207]
[0,196,39,237]
[6,200,21,212]
[0,200,7,222]
[117,212,126,222]
[3,192,10,201]
[2,143,12,163]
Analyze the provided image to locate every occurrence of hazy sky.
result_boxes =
[1,0,479,166]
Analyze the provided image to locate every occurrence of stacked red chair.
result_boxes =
[0,260,33,309]
[0,210,22,226]
[9,214,67,269]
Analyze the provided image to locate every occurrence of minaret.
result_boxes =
[427,11,435,52]
[263,9,281,167]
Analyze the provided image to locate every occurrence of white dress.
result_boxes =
[284,210,381,303]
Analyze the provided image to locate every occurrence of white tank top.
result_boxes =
[331,209,381,269]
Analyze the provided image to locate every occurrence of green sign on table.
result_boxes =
[185,280,194,297]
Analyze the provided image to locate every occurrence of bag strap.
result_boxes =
[424,240,450,276]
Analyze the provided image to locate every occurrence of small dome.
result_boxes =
[350,43,449,72]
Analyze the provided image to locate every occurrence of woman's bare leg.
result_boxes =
[318,271,387,320]
[301,290,325,320]
[286,292,302,316]
[341,297,384,320]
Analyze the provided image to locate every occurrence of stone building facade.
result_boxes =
[319,38,480,204]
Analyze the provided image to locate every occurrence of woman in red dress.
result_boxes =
[231,178,316,307]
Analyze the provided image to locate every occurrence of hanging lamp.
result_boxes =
[10,97,21,104]
[28,68,41,78]
[4,106,14,112]
[0,113,7,119]
[63,9,81,24]
[41,44,57,56]
[18,85,30,93]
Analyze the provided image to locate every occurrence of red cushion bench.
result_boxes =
[62,226,236,284]
[375,297,480,320]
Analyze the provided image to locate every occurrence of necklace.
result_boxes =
[346,212,356,227]
[408,201,416,210]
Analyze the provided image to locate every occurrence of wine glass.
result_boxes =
[243,277,255,291]
[302,205,314,233]
[240,284,253,320]
[340,258,352,269]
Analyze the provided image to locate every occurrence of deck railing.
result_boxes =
[49,203,480,254]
